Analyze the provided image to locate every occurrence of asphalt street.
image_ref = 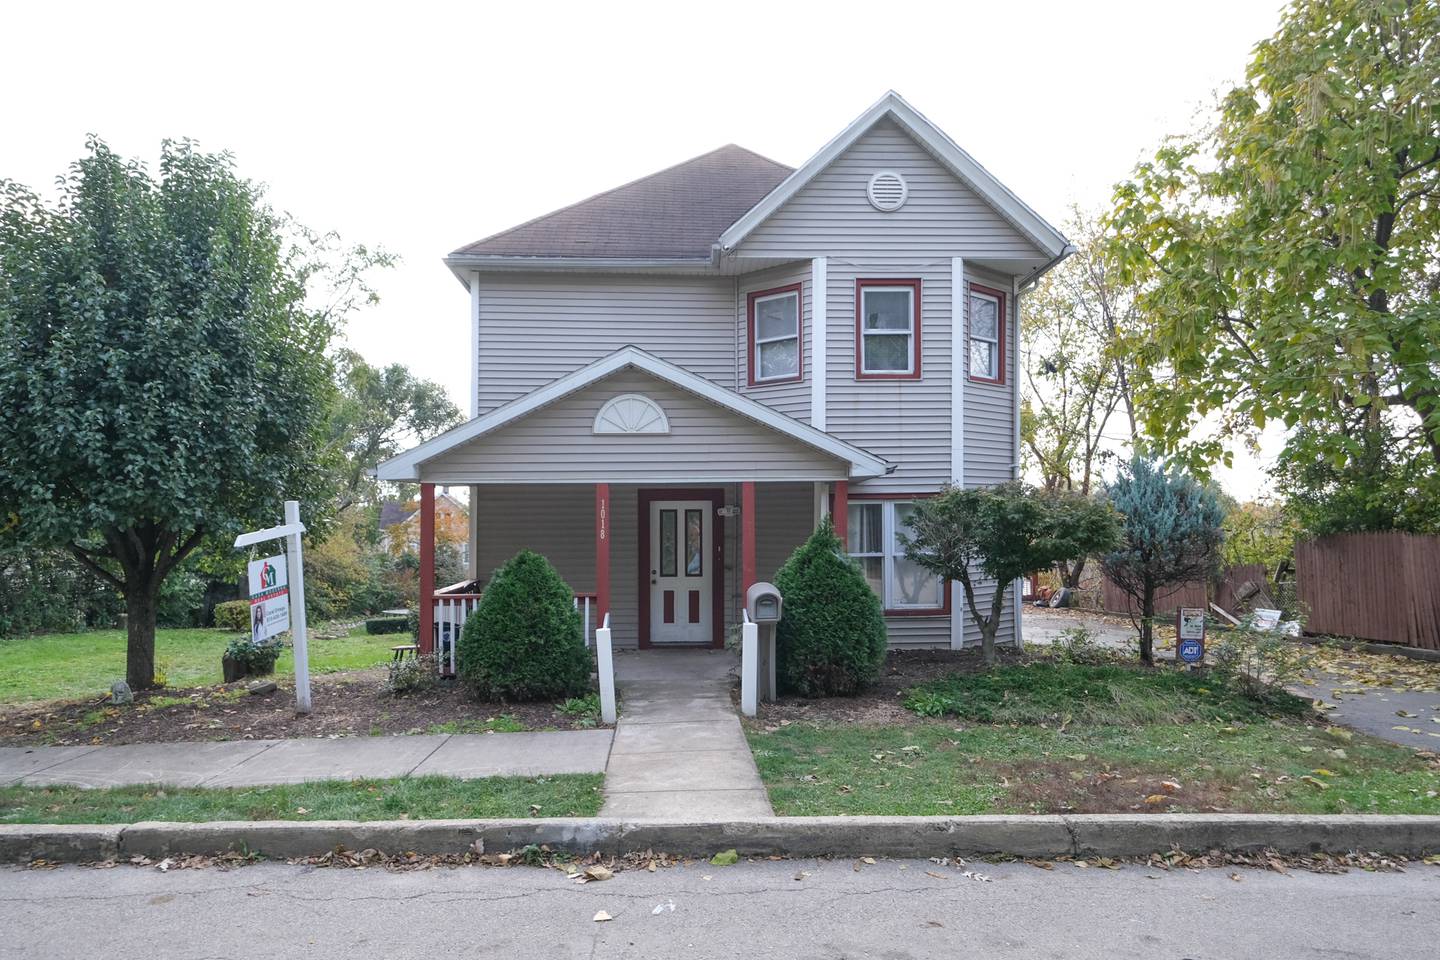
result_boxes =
[2,858,1436,959]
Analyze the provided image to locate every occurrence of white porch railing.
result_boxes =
[430,586,599,676]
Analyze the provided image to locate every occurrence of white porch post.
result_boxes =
[951,257,967,650]
[1012,275,1024,650]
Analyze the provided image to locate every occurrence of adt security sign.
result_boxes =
[1176,607,1206,665]
[247,554,290,643]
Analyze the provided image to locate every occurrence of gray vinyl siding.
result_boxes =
[738,264,812,423]
[827,259,953,493]
[962,264,1019,486]
[422,368,849,485]
[736,118,1046,260]
[474,484,596,592]
[475,274,737,413]
[754,482,815,580]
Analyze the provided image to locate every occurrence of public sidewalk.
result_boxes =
[599,649,773,819]
[0,729,613,789]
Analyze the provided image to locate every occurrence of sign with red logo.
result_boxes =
[247,554,290,643]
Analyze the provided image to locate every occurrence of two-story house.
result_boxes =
[378,92,1072,671]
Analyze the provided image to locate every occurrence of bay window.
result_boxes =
[855,279,921,378]
[846,499,946,613]
[747,283,802,384]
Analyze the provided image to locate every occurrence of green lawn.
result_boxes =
[0,774,604,824]
[0,624,398,705]
[748,721,1440,817]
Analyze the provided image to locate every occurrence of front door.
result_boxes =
[648,499,713,644]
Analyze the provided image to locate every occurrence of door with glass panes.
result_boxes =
[648,499,713,644]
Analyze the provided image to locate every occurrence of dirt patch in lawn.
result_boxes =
[1000,760,1241,815]
[0,669,606,747]
[747,648,1026,727]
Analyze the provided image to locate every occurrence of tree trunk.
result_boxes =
[1060,556,1087,590]
[1138,584,1155,666]
[125,582,160,690]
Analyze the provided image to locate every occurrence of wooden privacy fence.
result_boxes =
[1100,564,1268,619]
[1295,532,1440,650]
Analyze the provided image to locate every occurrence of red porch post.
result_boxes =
[741,481,757,594]
[832,480,849,546]
[418,482,435,655]
[595,483,610,624]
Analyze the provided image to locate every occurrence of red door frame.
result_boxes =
[637,487,726,650]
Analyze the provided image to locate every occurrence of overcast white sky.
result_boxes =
[3,0,1287,497]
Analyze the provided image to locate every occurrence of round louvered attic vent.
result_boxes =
[867,170,908,212]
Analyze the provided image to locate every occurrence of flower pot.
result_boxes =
[222,654,246,684]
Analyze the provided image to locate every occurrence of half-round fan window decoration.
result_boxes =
[593,394,670,435]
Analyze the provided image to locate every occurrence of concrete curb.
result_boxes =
[6,815,1440,864]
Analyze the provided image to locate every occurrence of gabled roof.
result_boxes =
[376,347,892,482]
[449,145,792,262]
[718,91,1071,260]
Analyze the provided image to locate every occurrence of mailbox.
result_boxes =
[745,582,783,624]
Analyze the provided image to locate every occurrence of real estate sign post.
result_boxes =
[234,500,312,713]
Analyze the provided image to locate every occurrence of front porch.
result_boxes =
[377,346,895,670]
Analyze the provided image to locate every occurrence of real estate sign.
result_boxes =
[247,553,290,643]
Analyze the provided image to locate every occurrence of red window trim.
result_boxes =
[854,278,922,380]
[746,282,804,387]
[967,282,1007,386]
[842,491,951,617]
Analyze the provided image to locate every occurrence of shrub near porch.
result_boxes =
[746,661,1440,817]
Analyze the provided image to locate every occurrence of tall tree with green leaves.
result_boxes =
[902,483,1121,666]
[0,139,383,688]
[1021,208,1136,586]
[328,348,461,511]
[1100,458,1225,665]
[1106,0,1440,485]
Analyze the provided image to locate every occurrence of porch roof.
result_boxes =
[377,347,893,484]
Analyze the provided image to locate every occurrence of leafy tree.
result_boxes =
[1105,0,1440,484]
[0,138,384,688]
[1100,458,1225,665]
[1274,422,1440,535]
[773,519,887,696]
[1022,208,1136,586]
[329,349,461,511]
[1221,500,1301,577]
[903,483,1121,666]
[457,549,590,701]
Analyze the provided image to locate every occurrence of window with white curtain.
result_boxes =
[846,500,945,611]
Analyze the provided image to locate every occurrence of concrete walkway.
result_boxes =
[600,649,773,819]
[0,729,613,789]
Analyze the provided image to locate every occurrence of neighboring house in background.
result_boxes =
[378,491,470,571]
[379,91,1072,664]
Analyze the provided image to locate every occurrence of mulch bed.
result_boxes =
[748,648,1026,727]
[0,669,605,747]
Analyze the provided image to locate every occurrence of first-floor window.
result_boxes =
[846,499,945,611]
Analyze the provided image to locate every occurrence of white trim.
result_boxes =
[950,256,966,651]
[719,91,1069,259]
[1012,280,1025,649]
[377,345,891,482]
[968,288,1002,381]
[810,257,827,429]
[813,481,830,528]
[750,289,801,383]
[866,170,909,211]
[469,272,481,419]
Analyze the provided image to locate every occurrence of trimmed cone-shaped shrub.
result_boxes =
[457,550,592,701]
[774,519,888,696]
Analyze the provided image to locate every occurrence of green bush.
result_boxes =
[774,519,887,696]
[224,636,282,675]
[457,550,591,701]
[213,600,251,632]
[365,616,409,635]
[384,654,438,695]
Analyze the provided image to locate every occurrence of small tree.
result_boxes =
[1100,457,1225,665]
[773,519,887,696]
[903,483,1121,666]
[457,550,590,701]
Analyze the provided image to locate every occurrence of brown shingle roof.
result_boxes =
[451,145,793,260]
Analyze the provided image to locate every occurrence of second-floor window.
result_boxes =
[748,283,802,385]
[856,279,921,379]
[968,284,1006,383]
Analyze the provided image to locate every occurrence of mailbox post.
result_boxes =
[742,582,783,717]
